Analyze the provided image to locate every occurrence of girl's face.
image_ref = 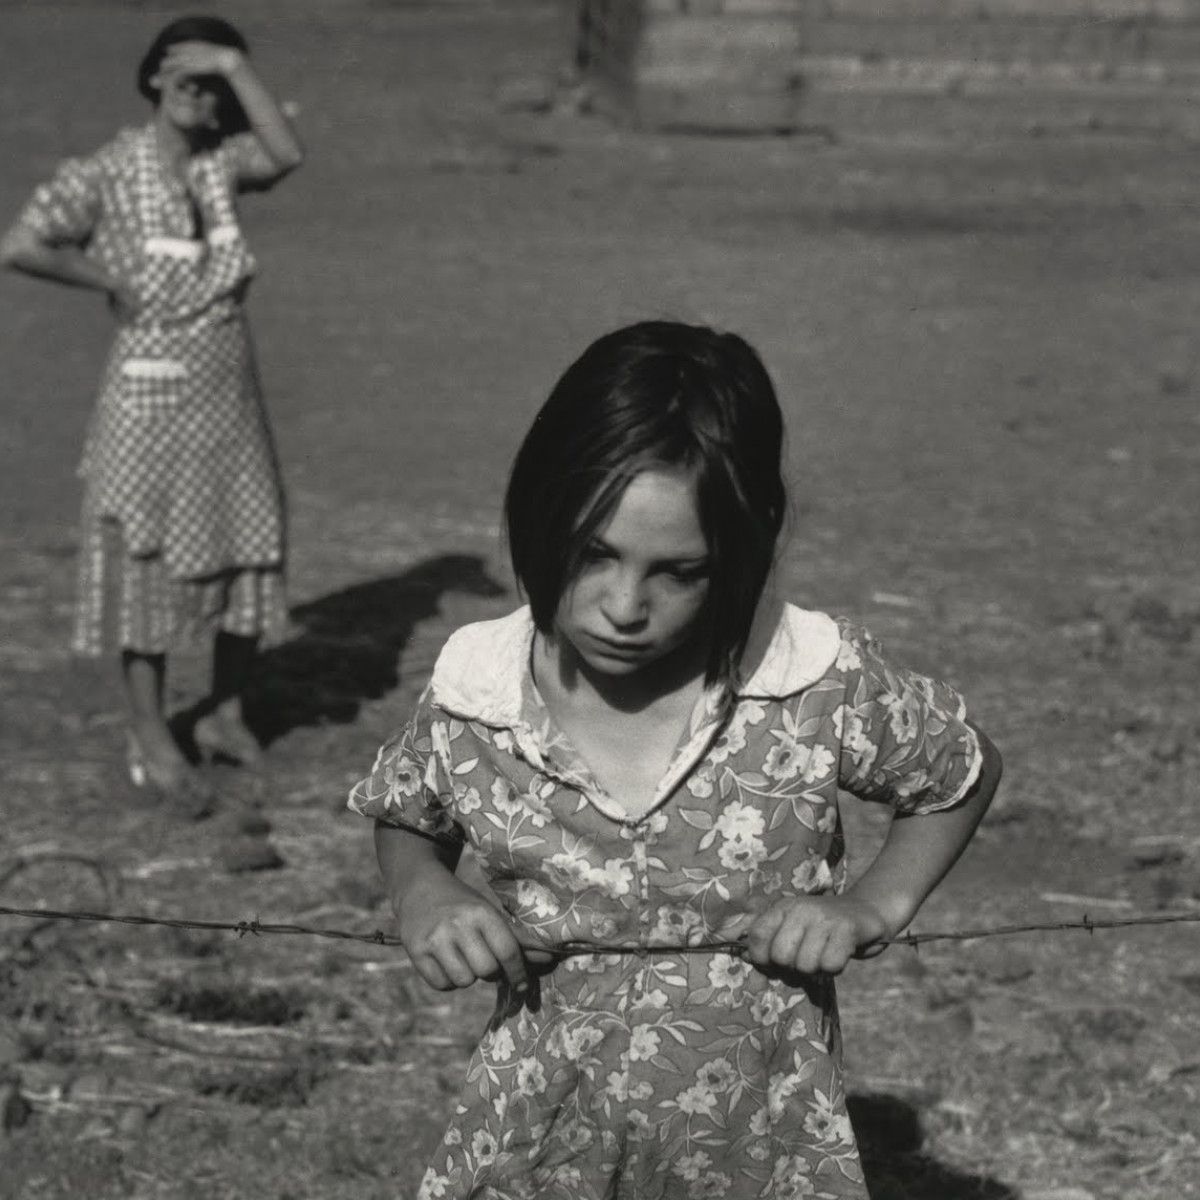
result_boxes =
[554,467,711,681]
[153,65,222,134]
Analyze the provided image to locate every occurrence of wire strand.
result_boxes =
[2,903,1197,957]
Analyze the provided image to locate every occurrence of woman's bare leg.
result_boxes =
[195,630,263,764]
[121,650,193,779]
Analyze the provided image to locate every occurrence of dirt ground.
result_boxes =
[1,2,1199,1198]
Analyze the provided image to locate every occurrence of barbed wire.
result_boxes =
[2,903,1197,958]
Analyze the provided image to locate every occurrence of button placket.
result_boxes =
[631,822,651,999]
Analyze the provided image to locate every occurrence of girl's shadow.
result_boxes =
[245,553,506,746]
[849,1093,1018,1199]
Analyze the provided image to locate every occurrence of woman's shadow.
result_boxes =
[245,553,506,746]
[849,1093,1018,1199]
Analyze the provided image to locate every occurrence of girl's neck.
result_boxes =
[533,630,710,718]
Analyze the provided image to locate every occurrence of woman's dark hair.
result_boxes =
[136,16,250,136]
[505,320,786,685]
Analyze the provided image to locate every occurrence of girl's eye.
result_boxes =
[665,563,709,584]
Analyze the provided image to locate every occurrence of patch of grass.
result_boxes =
[155,978,306,1026]
[195,1062,325,1109]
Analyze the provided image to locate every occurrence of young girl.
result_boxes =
[348,321,1002,1199]
[1,16,302,811]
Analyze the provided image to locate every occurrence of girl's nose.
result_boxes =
[601,572,647,628]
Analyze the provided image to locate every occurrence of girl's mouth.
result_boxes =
[588,634,652,657]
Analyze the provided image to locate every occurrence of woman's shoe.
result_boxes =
[126,732,217,821]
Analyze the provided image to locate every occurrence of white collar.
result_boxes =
[429,598,840,728]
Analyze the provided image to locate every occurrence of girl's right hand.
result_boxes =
[743,893,890,977]
[397,876,547,992]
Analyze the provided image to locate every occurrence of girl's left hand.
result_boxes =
[743,894,890,976]
[159,41,244,81]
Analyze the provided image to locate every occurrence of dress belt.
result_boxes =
[529,939,748,960]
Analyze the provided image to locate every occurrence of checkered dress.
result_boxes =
[14,125,287,656]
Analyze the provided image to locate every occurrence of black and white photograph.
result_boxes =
[0,2,1197,1197]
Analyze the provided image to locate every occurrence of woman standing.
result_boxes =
[1,16,303,812]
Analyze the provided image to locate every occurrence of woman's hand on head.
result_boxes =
[158,40,244,81]
[396,875,549,992]
[743,894,890,977]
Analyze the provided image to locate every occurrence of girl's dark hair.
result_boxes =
[136,16,251,137]
[505,320,786,685]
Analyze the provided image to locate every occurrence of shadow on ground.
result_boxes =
[247,553,506,744]
[849,1093,1018,1200]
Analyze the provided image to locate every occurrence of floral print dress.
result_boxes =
[348,600,982,1200]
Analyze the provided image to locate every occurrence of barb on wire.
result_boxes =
[0,904,408,948]
[1,903,1198,958]
[879,910,1199,949]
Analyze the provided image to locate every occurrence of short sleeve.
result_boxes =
[833,622,982,815]
[15,156,103,245]
[347,686,465,846]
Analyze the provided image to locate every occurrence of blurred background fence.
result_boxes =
[575,0,1200,133]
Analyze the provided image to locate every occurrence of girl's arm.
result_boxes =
[376,821,541,992]
[847,724,1001,932]
[160,41,304,181]
[0,225,135,313]
[746,723,1002,975]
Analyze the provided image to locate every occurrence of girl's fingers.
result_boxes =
[429,936,478,989]
[766,898,829,969]
[454,926,510,987]
[817,926,858,975]
[853,939,888,961]
[404,905,533,991]
[792,923,833,975]
[410,951,453,992]
[766,905,813,968]
[477,920,530,990]
[744,904,787,964]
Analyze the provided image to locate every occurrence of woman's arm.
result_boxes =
[161,41,304,181]
[375,821,541,993]
[746,723,1002,975]
[0,224,134,312]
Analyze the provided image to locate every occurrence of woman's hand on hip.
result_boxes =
[743,894,890,976]
[107,279,141,323]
